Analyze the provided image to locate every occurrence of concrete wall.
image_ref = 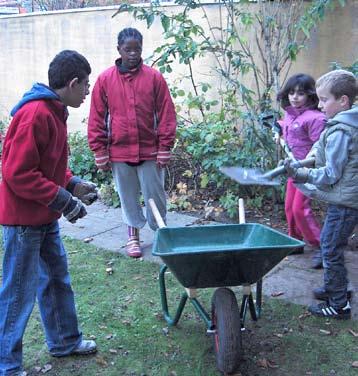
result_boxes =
[0,1,357,132]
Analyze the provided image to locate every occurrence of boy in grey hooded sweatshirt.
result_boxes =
[285,70,358,319]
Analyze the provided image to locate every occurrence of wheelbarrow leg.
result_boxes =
[255,279,263,318]
[159,264,188,326]
[240,283,262,327]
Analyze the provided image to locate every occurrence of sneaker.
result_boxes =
[308,301,351,320]
[313,286,353,302]
[51,340,97,357]
[311,250,323,269]
[71,339,97,355]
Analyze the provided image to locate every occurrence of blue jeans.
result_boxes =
[321,204,358,309]
[0,221,82,375]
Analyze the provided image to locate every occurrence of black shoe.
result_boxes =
[311,250,323,269]
[308,301,351,320]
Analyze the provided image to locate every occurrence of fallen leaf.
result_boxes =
[34,366,42,372]
[352,361,358,368]
[298,312,311,319]
[348,329,358,337]
[271,291,284,297]
[41,364,52,373]
[274,333,283,338]
[109,349,118,354]
[319,329,331,335]
[95,355,108,367]
[257,358,278,369]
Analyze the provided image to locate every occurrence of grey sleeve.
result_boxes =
[307,130,351,186]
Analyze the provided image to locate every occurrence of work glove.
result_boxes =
[156,150,171,168]
[63,198,87,223]
[283,159,309,183]
[73,181,98,205]
[95,153,111,171]
[48,187,87,223]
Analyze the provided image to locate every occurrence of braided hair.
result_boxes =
[117,28,143,46]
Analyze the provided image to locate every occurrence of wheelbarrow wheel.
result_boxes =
[211,287,241,374]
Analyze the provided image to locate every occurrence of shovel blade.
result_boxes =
[220,166,280,186]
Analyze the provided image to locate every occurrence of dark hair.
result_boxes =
[277,73,319,110]
[48,50,91,90]
[117,28,143,46]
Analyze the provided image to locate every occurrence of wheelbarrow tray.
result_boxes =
[152,223,304,288]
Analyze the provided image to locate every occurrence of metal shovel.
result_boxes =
[220,157,315,186]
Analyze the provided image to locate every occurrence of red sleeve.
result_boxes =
[65,168,73,187]
[88,75,110,157]
[154,73,177,151]
[2,120,59,205]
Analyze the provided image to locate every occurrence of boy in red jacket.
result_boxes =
[88,28,177,258]
[0,50,98,376]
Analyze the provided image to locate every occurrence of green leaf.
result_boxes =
[161,15,170,32]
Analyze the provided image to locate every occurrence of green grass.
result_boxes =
[0,234,357,376]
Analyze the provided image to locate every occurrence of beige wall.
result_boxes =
[0,1,357,132]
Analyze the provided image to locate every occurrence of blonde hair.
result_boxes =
[316,70,357,106]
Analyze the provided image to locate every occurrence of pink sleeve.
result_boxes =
[308,113,326,142]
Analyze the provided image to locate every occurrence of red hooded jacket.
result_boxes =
[0,99,73,225]
[88,61,177,163]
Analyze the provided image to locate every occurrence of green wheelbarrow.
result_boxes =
[149,199,304,375]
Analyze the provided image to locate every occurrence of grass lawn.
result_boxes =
[0,234,357,376]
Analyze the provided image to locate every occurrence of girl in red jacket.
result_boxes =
[88,28,177,258]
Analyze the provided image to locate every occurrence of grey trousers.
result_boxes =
[112,161,166,231]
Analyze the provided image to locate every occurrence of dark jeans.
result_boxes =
[321,204,358,309]
[0,221,82,375]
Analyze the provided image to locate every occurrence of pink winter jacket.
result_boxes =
[278,106,326,160]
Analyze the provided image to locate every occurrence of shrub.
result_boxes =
[68,132,120,207]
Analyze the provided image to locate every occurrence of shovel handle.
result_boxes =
[148,198,166,229]
[263,157,315,180]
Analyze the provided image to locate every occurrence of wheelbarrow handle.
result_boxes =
[148,198,166,229]
[262,157,315,180]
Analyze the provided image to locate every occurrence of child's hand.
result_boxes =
[63,198,87,223]
[73,181,98,205]
[284,159,309,183]
[156,150,171,168]
[95,153,111,171]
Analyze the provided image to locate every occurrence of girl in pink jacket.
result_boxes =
[277,74,326,269]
